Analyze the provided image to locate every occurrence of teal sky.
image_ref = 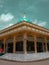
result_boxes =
[0,0,49,30]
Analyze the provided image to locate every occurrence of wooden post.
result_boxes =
[34,35,37,53]
[23,33,27,54]
[44,37,48,52]
[4,38,6,53]
[13,36,16,53]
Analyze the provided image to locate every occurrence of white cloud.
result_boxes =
[0,13,14,22]
[32,19,37,24]
[8,23,13,27]
[4,23,13,29]
[38,21,47,27]
[32,19,47,27]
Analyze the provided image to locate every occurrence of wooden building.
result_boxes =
[0,17,49,54]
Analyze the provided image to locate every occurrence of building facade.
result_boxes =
[0,18,49,54]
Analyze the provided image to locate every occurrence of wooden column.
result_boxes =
[4,38,6,53]
[6,41,7,53]
[44,37,48,52]
[34,35,37,53]
[23,33,27,54]
[13,36,16,53]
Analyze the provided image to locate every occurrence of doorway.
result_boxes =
[37,42,43,52]
[27,40,35,53]
[16,41,23,53]
[7,42,13,53]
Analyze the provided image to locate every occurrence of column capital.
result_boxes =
[23,33,27,40]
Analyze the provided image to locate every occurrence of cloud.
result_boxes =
[8,23,13,27]
[32,19,37,24]
[38,21,47,26]
[4,23,13,29]
[32,19,47,27]
[0,13,14,22]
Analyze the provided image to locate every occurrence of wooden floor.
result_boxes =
[0,59,49,65]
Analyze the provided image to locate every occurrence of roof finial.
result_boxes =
[23,12,26,18]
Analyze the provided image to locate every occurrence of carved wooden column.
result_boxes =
[44,37,48,52]
[13,36,16,53]
[34,35,37,53]
[4,38,6,53]
[23,33,27,54]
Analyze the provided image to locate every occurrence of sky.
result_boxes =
[0,0,49,30]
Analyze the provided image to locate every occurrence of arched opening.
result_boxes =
[7,43,13,53]
[26,35,35,53]
[0,40,4,50]
[6,39,13,53]
[37,37,45,52]
[27,40,35,53]
[16,41,23,53]
[47,39,49,51]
